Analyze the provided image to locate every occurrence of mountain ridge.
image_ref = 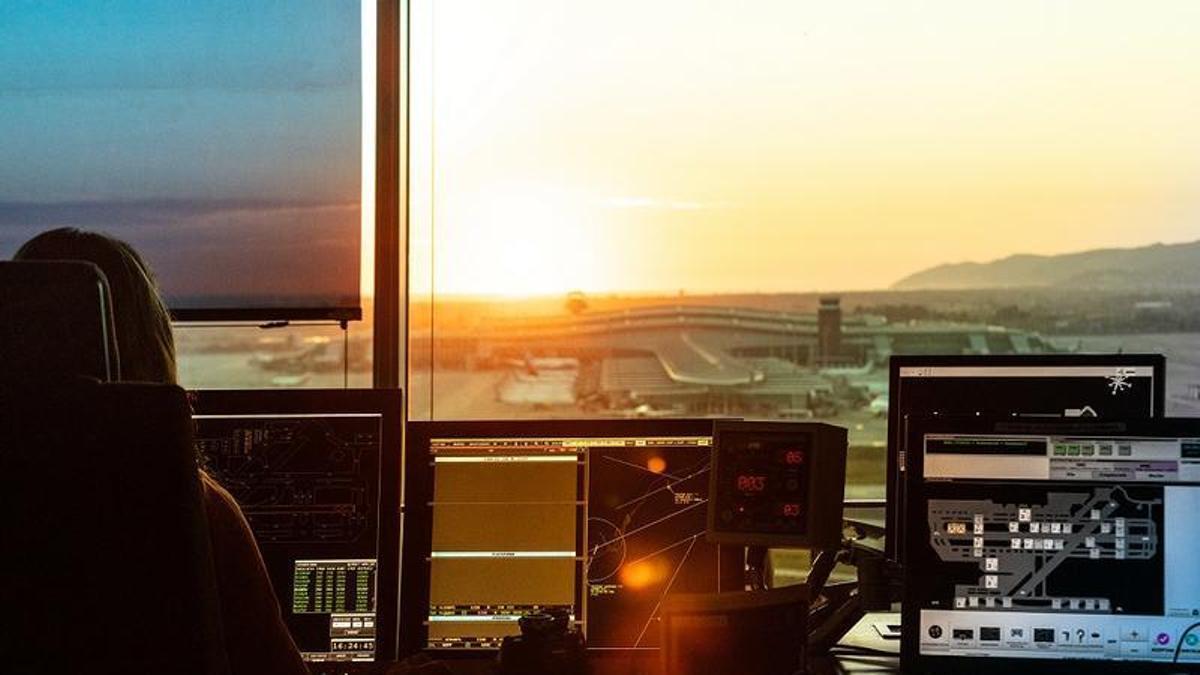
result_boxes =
[892,239,1200,290]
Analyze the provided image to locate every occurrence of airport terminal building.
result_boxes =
[414,298,1059,416]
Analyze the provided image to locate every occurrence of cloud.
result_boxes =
[0,198,361,306]
[0,198,357,229]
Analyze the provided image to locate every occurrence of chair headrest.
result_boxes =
[0,260,121,382]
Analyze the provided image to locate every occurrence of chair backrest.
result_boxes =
[0,260,120,382]
[0,380,230,674]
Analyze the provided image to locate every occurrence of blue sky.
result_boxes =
[0,0,361,307]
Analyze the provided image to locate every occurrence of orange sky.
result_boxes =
[406,1,1200,297]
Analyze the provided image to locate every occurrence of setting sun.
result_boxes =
[431,181,615,297]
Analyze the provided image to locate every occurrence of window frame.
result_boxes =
[374,0,406,390]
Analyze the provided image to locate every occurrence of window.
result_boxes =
[1,1,378,387]
[176,321,371,389]
[408,0,1200,500]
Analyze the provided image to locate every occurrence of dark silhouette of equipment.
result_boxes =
[660,420,883,675]
[662,584,810,675]
[496,609,588,675]
[708,421,847,549]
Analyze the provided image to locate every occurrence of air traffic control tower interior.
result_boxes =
[4,3,1200,675]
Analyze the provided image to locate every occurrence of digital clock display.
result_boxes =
[736,475,768,493]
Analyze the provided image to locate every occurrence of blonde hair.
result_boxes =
[16,228,178,384]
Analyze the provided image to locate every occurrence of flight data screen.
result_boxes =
[907,431,1200,666]
[424,434,731,652]
[889,362,1161,557]
[196,412,384,663]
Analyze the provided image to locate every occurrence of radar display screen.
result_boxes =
[586,442,720,649]
[197,414,379,546]
[401,420,744,657]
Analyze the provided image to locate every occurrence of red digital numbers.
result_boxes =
[782,503,801,517]
[736,475,767,493]
[783,450,805,465]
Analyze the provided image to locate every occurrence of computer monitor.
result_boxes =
[191,389,402,664]
[902,416,1200,673]
[400,420,745,659]
[886,354,1165,560]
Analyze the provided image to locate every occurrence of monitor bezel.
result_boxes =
[901,414,1200,674]
[400,418,746,661]
[189,388,403,663]
[885,353,1166,560]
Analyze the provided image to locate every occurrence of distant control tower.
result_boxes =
[817,296,842,364]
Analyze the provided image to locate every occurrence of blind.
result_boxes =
[0,0,363,319]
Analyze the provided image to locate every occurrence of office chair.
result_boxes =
[0,261,230,674]
[0,260,120,382]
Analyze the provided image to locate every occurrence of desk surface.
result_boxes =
[350,612,901,675]
[816,611,901,674]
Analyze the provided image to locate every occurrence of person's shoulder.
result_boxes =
[198,470,267,583]
[199,470,244,524]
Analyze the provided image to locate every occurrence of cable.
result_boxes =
[1174,622,1200,664]
[827,644,900,658]
[805,548,839,598]
[746,545,769,591]
[808,592,866,655]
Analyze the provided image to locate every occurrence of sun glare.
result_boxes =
[434,182,614,297]
[409,0,1200,297]
[620,559,669,591]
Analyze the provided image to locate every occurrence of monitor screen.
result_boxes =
[886,355,1165,559]
[191,389,401,664]
[902,417,1200,672]
[401,420,744,658]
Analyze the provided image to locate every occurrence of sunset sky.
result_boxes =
[409,0,1200,297]
[0,1,362,308]
[4,2,1199,306]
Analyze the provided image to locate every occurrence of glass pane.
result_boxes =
[0,1,364,313]
[409,1,1200,505]
[1,2,377,387]
[176,322,372,390]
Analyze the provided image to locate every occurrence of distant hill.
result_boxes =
[892,240,1200,291]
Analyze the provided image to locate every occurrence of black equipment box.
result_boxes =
[661,585,810,675]
[708,421,847,549]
